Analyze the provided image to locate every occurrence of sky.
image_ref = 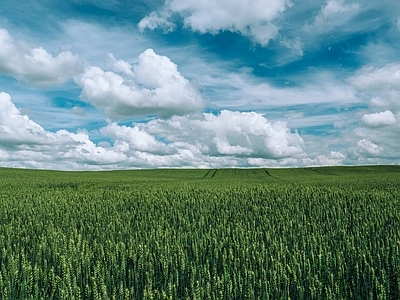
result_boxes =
[0,0,399,170]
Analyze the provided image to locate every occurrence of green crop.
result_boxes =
[0,166,399,299]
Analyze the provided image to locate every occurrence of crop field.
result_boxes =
[0,166,399,299]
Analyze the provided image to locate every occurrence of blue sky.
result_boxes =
[0,0,399,169]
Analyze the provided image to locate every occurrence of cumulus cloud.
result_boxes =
[138,0,291,46]
[361,110,396,128]
[348,63,400,111]
[351,111,400,163]
[357,139,382,157]
[0,92,61,147]
[315,151,346,166]
[301,151,346,166]
[96,110,303,164]
[142,110,305,159]
[0,92,308,169]
[348,63,400,92]
[0,28,83,86]
[100,122,173,155]
[0,92,126,169]
[347,62,400,162]
[74,49,204,119]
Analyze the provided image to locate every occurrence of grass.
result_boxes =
[1,165,399,187]
[0,165,399,299]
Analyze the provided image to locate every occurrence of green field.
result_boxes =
[0,166,399,299]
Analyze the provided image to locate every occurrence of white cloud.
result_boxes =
[138,11,176,32]
[0,92,57,146]
[0,28,83,86]
[139,0,291,46]
[200,69,359,110]
[279,37,304,57]
[0,92,126,169]
[316,151,346,166]
[348,63,400,92]
[348,63,400,111]
[108,53,134,77]
[357,139,382,157]
[346,62,400,162]
[361,110,396,128]
[2,89,396,169]
[86,110,306,168]
[71,106,86,116]
[306,0,360,32]
[300,151,346,166]
[74,49,204,119]
[351,113,400,163]
[142,110,305,159]
[100,122,173,154]
[0,91,309,169]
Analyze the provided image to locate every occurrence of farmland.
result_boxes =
[0,166,399,299]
